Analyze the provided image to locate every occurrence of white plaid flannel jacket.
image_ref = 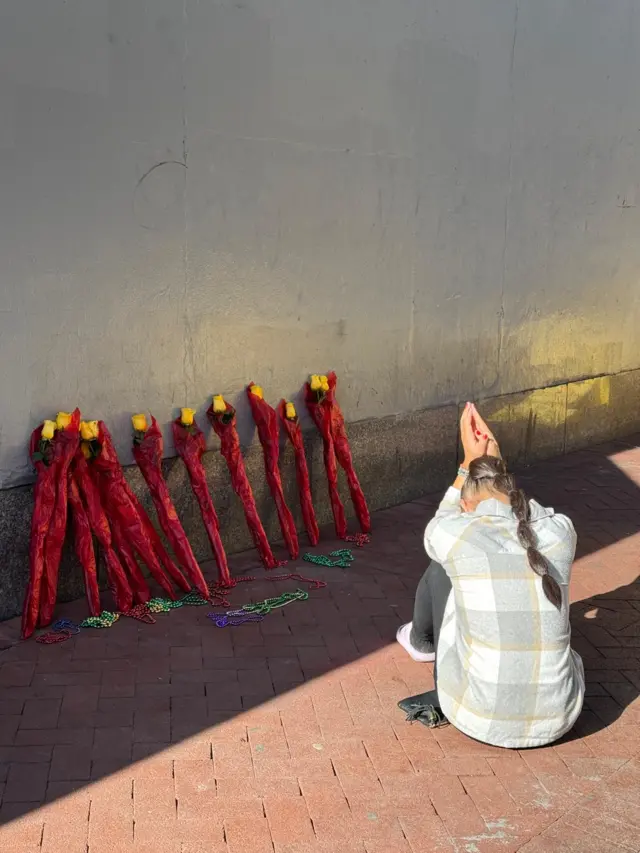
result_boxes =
[425,487,585,748]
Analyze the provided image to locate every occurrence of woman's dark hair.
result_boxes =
[461,456,562,609]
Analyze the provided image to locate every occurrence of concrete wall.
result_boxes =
[1,0,640,489]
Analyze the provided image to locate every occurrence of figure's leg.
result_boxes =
[397,562,452,728]
[396,561,451,663]
[426,560,452,685]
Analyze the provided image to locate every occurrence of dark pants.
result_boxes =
[409,560,452,704]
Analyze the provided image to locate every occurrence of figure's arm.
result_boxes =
[424,402,500,564]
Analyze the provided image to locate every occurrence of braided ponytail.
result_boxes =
[508,486,562,610]
[464,456,563,610]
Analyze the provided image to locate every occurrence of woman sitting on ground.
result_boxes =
[396,403,585,749]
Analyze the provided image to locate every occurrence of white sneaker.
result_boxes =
[396,622,436,663]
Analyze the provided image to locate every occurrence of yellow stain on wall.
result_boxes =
[484,379,612,431]
[500,312,624,395]
[477,387,566,430]
[566,376,616,421]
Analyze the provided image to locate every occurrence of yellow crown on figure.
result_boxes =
[285,402,297,420]
[41,420,56,441]
[56,411,72,431]
[80,420,99,441]
[310,375,329,393]
[132,414,148,432]
[181,408,196,426]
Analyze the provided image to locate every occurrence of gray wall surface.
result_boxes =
[1,0,640,487]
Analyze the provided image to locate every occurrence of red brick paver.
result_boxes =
[1,435,640,851]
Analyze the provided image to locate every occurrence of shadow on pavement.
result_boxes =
[0,435,639,825]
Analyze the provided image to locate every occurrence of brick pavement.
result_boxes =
[0,435,639,852]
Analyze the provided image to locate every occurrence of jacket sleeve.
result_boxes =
[541,512,578,579]
[424,487,466,565]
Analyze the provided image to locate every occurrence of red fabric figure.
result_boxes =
[71,448,137,611]
[304,379,347,538]
[22,419,65,639]
[38,409,82,627]
[67,471,101,616]
[246,384,299,559]
[172,414,232,588]
[326,372,370,533]
[278,399,319,546]
[305,373,371,536]
[207,397,280,569]
[122,481,191,595]
[90,421,188,599]
[132,415,210,598]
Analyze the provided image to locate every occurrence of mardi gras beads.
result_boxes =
[211,612,265,627]
[209,588,309,628]
[345,533,370,547]
[239,588,309,615]
[147,598,174,614]
[121,603,156,624]
[80,611,120,629]
[35,618,81,644]
[303,549,354,568]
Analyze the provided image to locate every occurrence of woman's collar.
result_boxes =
[471,497,514,519]
[470,497,555,521]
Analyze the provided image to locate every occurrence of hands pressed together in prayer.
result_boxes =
[460,403,501,469]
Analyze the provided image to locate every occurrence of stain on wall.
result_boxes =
[0,0,639,487]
